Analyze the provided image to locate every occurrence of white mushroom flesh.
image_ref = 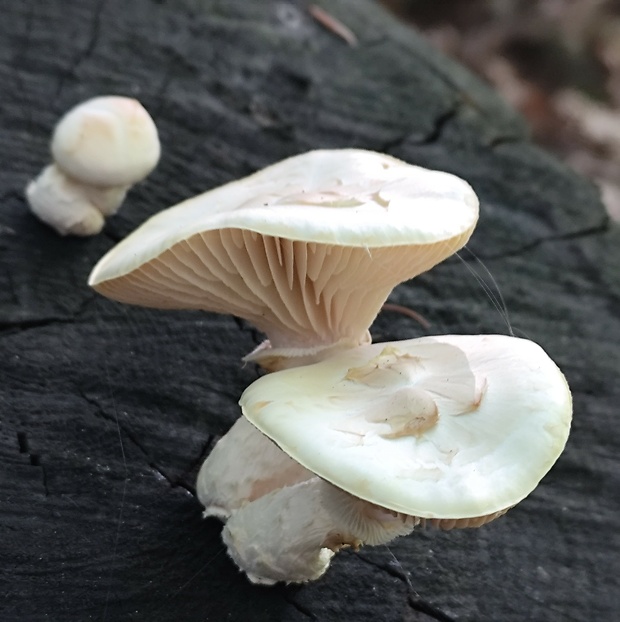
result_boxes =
[196,416,312,520]
[26,165,107,236]
[222,477,417,585]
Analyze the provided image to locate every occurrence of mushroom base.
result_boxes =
[222,477,417,585]
[196,416,312,520]
[26,164,128,236]
[199,418,513,584]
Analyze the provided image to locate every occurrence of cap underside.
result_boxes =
[91,227,471,348]
[89,149,478,347]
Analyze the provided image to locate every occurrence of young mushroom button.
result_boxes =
[26,96,160,236]
[88,149,479,370]
[219,334,572,585]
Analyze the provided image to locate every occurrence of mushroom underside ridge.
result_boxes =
[94,228,469,349]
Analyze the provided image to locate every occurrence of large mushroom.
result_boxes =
[88,148,478,369]
[218,334,572,584]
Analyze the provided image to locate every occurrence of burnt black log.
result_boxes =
[1,1,619,620]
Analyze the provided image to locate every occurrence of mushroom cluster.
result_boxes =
[89,149,572,584]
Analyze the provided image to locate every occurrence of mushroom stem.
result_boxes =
[26,165,129,236]
[243,331,372,371]
[222,477,418,585]
[196,416,312,520]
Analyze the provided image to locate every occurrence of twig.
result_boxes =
[381,302,431,329]
[309,5,358,47]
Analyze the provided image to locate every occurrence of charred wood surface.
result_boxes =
[1,1,618,620]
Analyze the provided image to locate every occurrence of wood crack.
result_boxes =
[414,104,460,146]
[79,390,201,498]
[471,219,611,261]
[379,103,460,153]
[53,0,107,102]
[16,431,49,496]
[0,293,97,335]
[283,592,317,620]
[356,553,456,622]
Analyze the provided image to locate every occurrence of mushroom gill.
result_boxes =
[93,228,469,350]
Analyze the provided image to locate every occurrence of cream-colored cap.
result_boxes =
[52,96,160,187]
[240,334,572,520]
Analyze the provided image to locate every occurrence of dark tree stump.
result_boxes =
[1,1,619,620]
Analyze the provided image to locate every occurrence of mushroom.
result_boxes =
[26,96,160,236]
[214,334,572,584]
[88,149,479,369]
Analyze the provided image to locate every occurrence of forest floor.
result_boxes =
[381,0,620,221]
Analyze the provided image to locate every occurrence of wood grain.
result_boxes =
[1,0,618,620]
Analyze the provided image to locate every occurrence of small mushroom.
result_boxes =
[211,334,572,584]
[26,96,160,236]
[88,149,478,369]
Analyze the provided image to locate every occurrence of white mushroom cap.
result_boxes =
[52,96,160,187]
[240,334,572,520]
[89,149,478,355]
